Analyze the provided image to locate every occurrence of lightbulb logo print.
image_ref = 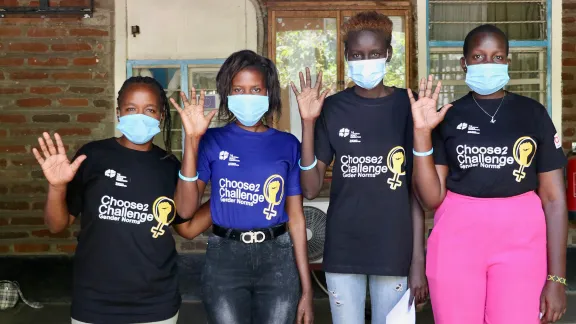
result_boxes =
[386,146,406,190]
[263,174,285,220]
[512,136,537,183]
[150,196,177,238]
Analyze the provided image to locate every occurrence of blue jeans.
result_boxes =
[325,272,408,324]
[201,232,301,324]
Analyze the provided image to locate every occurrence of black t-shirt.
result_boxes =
[433,92,566,198]
[67,138,185,324]
[315,87,414,276]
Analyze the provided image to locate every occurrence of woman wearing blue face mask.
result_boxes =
[410,25,568,323]
[292,11,427,324]
[172,50,313,324]
[32,76,214,324]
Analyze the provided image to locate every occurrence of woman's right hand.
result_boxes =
[290,68,330,122]
[170,88,217,139]
[408,75,452,131]
[32,132,86,188]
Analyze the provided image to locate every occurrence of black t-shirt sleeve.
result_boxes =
[535,107,567,173]
[314,109,334,165]
[66,146,88,217]
[432,127,448,166]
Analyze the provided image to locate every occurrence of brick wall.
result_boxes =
[564,0,576,247]
[0,0,114,254]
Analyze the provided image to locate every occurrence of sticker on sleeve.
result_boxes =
[554,133,561,149]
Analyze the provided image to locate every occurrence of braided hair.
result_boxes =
[216,50,282,124]
[116,76,173,155]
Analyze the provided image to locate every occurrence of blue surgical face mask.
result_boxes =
[347,57,387,90]
[116,114,161,145]
[227,95,269,127]
[465,62,510,96]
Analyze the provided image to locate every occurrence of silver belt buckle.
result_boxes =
[240,231,266,244]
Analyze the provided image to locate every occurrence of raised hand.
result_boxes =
[170,88,216,138]
[408,75,452,131]
[32,132,86,187]
[290,68,330,122]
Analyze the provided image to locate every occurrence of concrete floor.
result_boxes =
[3,296,576,324]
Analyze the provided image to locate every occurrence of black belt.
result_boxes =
[212,223,287,244]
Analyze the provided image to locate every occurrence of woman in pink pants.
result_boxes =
[408,24,568,323]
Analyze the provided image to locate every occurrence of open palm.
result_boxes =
[170,88,216,138]
[290,68,330,122]
[32,132,86,187]
[408,75,452,131]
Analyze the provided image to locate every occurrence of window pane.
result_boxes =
[430,1,546,41]
[343,16,406,88]
[430,48,547,105]
[274,16,338,138]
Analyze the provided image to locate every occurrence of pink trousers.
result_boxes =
[426,191,547,324]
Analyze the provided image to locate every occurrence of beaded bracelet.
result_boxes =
[547,275,567,286]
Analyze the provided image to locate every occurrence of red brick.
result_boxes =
[0,201,28,210]
[0,27,20,36]
[70,28,109,37]
[564,99,574,108]
[57,0,90,6]
[31,229,70,238]
[0,18,44,25]
[10,128,49,136]
[11,72,48,80]
[14,244,50,253]
[10,217,44,225]
[0,72,4,80]
[565,3,576,10]
[563,87,576,95]
[94,99,111,108]
[0,0,19,6]
[564,30,576,38]
[30,86,62,95]
[77,113,105,122]
[0,115,26,123]
[27,28,67,37]
[69,86,104,94]
[56,244,76,253]
[0,87,25,94]
[564,17,576,24]
[11,158,41,166]
[0,218,7,226]
[0,159,6,168]
[0,145,26,153]
[29,57,68,67]
[31,202,44,210]
[56,128,91,136]
[11,184,46,194]
[0,186,6,195]
[563,43,574,52]
[51,43,92,52]
[0,58,24,68]
[52,72,91,80]
[0,245,9,253]
[16,98,51,107]
[563,73,574,81]
[0,232,28,239]
[0,130,6,138]
[73,57,99,66]
[58,98,89,107]
[8,43,49,52]
[565,128,576,137]
[32,114,70,123]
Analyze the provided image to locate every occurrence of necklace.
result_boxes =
[472,93,506,124]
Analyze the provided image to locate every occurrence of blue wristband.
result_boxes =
[413,148,434,157]
[299,156,318,171]
[179,170,199,182]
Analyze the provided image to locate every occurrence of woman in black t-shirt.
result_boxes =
[33,77,209,324]
[292,11,428,323]
[410,25,568,323]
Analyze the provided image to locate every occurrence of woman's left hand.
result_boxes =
[296,291,314,324]
[408,260,429,306]
[540,281,567,323]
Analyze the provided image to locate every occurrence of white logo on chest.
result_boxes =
[338,127,362,143]
[456,123,480,135]
[219,150,240,167]
[104,169,128,188]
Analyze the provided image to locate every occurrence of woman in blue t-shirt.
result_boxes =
[170,50,313,324]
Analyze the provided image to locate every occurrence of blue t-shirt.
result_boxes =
[198,123,302,230]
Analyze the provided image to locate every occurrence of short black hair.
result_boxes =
[342,11,393,52]
[116,76,173,155]
[216,50,281,124]
[463,24,509,57]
